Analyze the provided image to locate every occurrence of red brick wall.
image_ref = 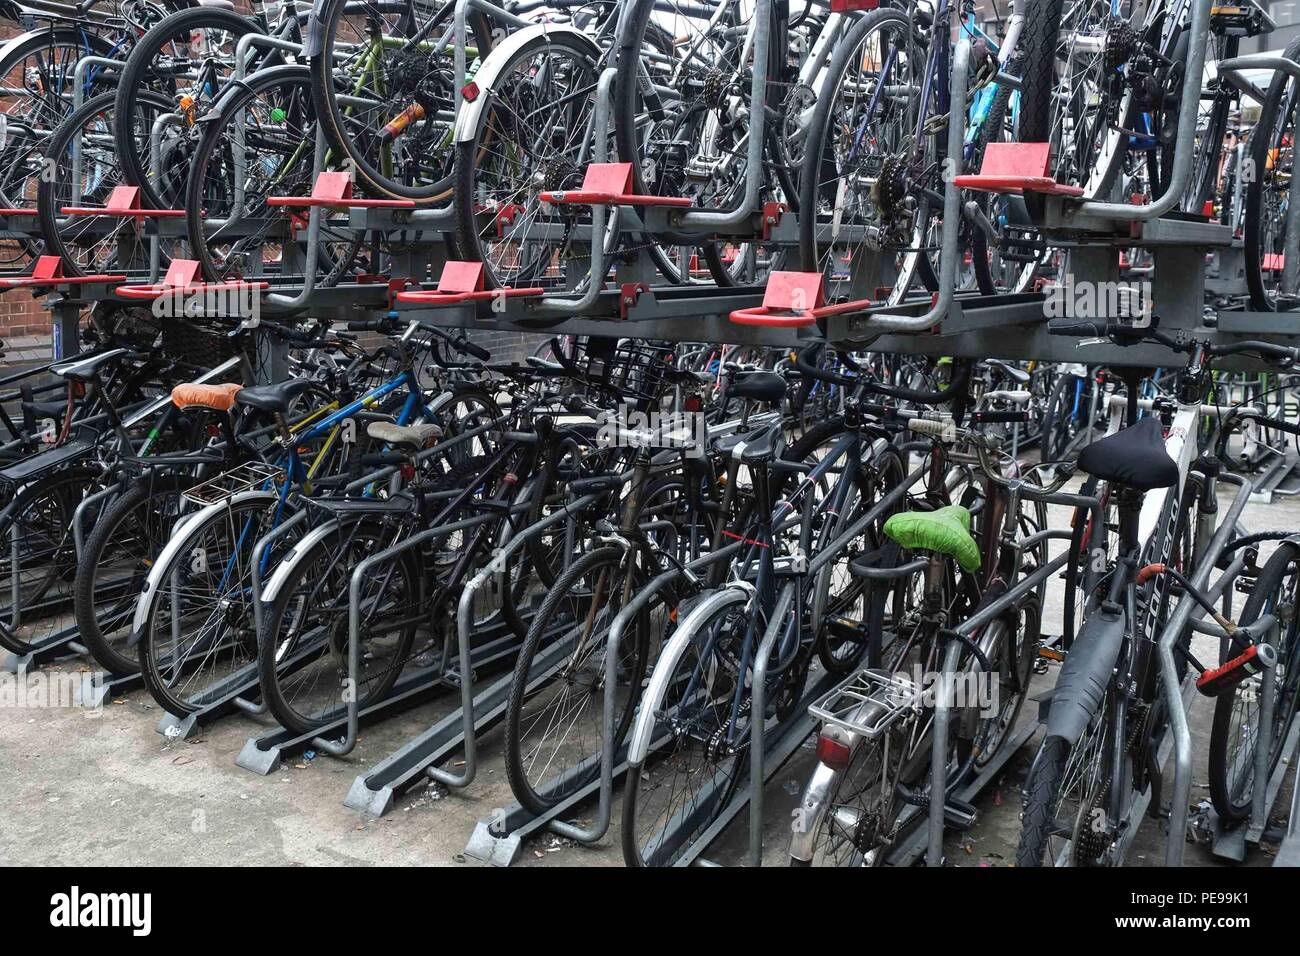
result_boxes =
[0,22,47,338]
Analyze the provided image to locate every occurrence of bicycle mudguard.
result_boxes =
[302,0,327,59]
[131,490,283,639]
[625,586,751,766]
[258,517,343,606]
[1044,604,1126,744]
[453,25,599,144]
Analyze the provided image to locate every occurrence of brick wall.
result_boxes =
[0,21,46,338]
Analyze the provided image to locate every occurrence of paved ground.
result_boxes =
[0,481,1295,867]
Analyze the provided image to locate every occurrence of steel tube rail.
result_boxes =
[1074,0,1210,221]
[431,487,615,786]
[531,68,619,315]
[1162,472,1251,866]
[549,540,746,844]
[748,581,796,866]
[853,37,970,333]
[671,0,773,230]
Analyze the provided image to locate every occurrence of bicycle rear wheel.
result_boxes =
[621,593,750,867]
[137,493,284,716]
[452,31,602,289]
[503,546,651,814]
[1208,541,1300,821]
[310,0,490,202]
[259,518,419,736]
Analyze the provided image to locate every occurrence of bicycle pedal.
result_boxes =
[944,797,978,830]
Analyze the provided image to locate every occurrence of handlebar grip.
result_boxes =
[1047,319,1108,337]
[1256,415,1300,437]
[793,346,855,386]
[569,474,623,496]
[971,410,1031,424]
[460,339,491,361]
[347,319,391,333]
[907,418,955,438]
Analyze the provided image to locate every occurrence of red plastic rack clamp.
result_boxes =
[61,184,186,218]
[395,261,544,306]
[0,255,126,290]
[539,163,693,208]
[729,271,873,327]
[953,142,1085,197]
[266,171,417,210]
[116,258,269,300]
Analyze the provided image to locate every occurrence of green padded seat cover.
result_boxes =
[882,505,980,572]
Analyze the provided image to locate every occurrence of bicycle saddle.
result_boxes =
[171,382,243,412]
[712,419,785,463]
[987,359,1030,385]
[882,505,981,572]
[729,370,787,405]
[233,378,315,414]
[367,420,444,449]
[1076,415,1178,491]
[50,348,140,382]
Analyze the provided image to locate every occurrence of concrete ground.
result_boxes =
[0,481,1295,867]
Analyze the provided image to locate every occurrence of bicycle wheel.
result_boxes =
[1015,715,1115,866]
[0,28,116,266]
[38,90,188,277]
[621,593,751,867]
[259,517,419,736]
[1016,0,1131,223]
[503,545,651,815]
[0,467,99,655]
[112,6,265,211]
[184,65,362,286]
[797,9,927,313]
[73,474,196,677]
[1208,541,1300,821]
[1244,36,1300,312]
[612,0,789,286]
[796,711,926,867]
[136,493,285,716]
[309,0,490,202]
[452,30,602,289]
[971,598,1040,769]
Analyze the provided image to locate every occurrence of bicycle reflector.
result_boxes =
[1196,642,1278,697]
[816,730,852,771]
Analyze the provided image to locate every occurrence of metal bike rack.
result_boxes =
[1159,472,1252,866]
[464,539,745,864]
[336,485,610,810]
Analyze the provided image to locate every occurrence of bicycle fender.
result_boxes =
[625,587,750,765]
[259,518,343,605]
[1044,604,1125,744]
[131,490,283,638]
[453,25,599,144]
[303,0,328,59]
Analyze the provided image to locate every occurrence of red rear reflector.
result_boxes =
[816,733,852,770]
[462,82,480,102]
[401,463,415,481]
